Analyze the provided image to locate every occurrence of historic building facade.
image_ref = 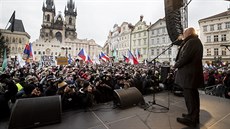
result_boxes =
[33,0,102,61]
[131,15,149,62]
[148,18,178,65]
[199,8,230,65]
[103,16,178,65]
[0,19,30,59]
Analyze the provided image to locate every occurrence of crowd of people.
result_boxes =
[0,61,230,120]
[0,62,167,120]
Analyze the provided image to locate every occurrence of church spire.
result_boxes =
[65,0,77,16]
[67,0,75,13]
[46,0,54,10]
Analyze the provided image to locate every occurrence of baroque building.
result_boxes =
[103,16,178,65]
[148,18,178,65]
[131,15,149,61]
[199,8,230,65]
[33,0,102,61]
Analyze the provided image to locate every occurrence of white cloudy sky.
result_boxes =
[0,0,229,46]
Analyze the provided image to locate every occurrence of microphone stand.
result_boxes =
[144,44,174,111]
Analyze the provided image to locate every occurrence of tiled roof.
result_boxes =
[7,19,25,32]
[199,10,230,21]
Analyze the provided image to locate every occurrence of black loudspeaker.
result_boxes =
[164,0,184,42]
[165,0,183,10]
[161,66,170,82]
[9,95,62,129]
[113,87,144,108]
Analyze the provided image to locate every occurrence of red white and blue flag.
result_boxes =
[123,55,129,63]
[78,48,88,62]
[100,52,110,61]
[99,53,105,62]
[128,50,139,65]
[86,55,93,64]
[135,48,141,59]
[23,43,33,59]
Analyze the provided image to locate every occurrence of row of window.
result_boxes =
[34,47,92,56]
[203,22,230,32]
[117,47,172,58]
[113,36,170,49]
[150,36,170,45]
[133,38,147,46]
[118,42,128,48]
[133,32,147,38]
[206,48,227,56]
[36,44,44,47]
[150,48,172,56]
[5,36,24,44]
[35,44,90,50]
[151,27,166,36]
[8,47,22,54]
[34,51,59,56]
[206,34,227,42]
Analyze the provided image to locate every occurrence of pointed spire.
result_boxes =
[66,0,75,13]
[46,0,54,10]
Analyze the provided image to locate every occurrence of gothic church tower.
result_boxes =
[40,0,56,41]
[40,0,77,43]
[65,0,77,39]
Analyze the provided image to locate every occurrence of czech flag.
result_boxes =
[123,55,129,63]
[86,55,93,64]
[78,48,88,62]
[23,43,33,59]
[99,53,106,62]
[128,50,139,65]
[135,49,141,59]
[100,52,110,61]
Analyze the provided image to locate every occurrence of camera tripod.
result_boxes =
[144,44,174,111]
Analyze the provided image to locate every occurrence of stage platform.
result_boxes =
[1,92,230,129]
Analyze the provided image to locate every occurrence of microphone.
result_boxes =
[220,44,230,47]
[171,34,183,46]
[171,39,183,45]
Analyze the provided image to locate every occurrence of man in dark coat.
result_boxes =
[174,27,204,127]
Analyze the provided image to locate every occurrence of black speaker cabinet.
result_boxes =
[9,95,62,129]
[113,87,144,108]
[161,66,170,82]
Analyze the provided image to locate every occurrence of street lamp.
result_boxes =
[61,47,71,57]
